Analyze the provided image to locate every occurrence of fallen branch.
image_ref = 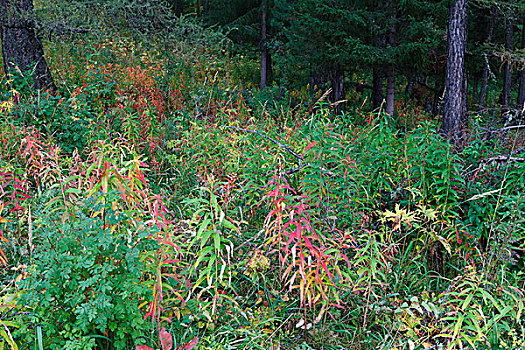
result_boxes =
[496,125,525,132]
[464,154,525,177]
[220,125,341,178]
[221,125,303,160]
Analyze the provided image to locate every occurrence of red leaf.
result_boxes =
[136,346,153,350]
[177,337,199,350]
[160,327,173,350]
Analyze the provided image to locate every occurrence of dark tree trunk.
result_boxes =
[472,75,479,104]
[372,67,384,110]
[171,0,183,17]
[202,0,209,17]
[330,68,345,114]
[502,16,513,109]
[385,65,395,116]
[385,4,396,116]
[479,5,495,106]
[440,0,468,142]
[309,68,326,96]
[0,0,56,92]
[196,0,201,17]
[260,0,269,89]
[267,51,273,86]
[518,17,525,108]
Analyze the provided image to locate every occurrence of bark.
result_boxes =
[518,17,525,108]
[267,51,273,86]
[385,64,395,116]
[0,0,56,92]
[440,0,468,142]
[309,69,326,95]
[260,0,268,89]
[479,6,495,106]
[472,75,478,104]
[385,3,396,116]
[502,16,513,109]
[372,67,384,110]
[330,68,345,114]
[202,0,209,17]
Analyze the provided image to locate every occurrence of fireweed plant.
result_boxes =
[0,28,523,350]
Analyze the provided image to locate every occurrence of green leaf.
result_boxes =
[197,218,211,239]
[461,293,475,311]
[213,231,220,251]
[452,313,464,339]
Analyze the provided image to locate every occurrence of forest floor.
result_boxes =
[0,28,525,350]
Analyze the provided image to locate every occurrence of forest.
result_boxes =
[0,0,525,349]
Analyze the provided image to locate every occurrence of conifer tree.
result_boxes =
[0,0,56,91]
[441,0,468,142]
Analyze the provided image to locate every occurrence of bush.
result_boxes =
[18,194,156,349]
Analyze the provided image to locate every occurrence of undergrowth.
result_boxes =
[0,25,524,350]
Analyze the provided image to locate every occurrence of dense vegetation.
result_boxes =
[0,0,524,349]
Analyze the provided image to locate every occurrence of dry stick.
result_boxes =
[220,125,342,178]
[479,124,525,135]
[464,155,525,177]
[220,125,303,160]
[497,124,525,132]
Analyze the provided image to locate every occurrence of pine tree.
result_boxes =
[0,0,56,92]
[519,17,525,108]
[441,0,468,142]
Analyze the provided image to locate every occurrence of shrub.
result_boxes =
[18,194,156,349]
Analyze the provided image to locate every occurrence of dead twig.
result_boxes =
[221,125,303,160]
[220,125,342,178]
[464,154,525,177]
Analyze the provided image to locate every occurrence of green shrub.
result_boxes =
[18,194,155,349]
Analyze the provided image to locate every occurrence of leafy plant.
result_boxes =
[437,265,524,349]
[0,291,19,350]
[184,177,238,317]
[18,194,156,349]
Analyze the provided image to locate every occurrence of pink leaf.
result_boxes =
[177,337,199,350]
[136,346,154,350]
[302,141,317,156]
[160,327,173,350]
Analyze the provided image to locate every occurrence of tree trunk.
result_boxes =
[0,0,56,92]
[330,68,345,114]
[385,4,396,116]
[267,51,273,86]
[518,17,525,108]
[385,65,395,116]
[372,67,384,110]
[196,0,201,17]
[440,0,468,142]
[502,16,513,109]
[260,0,268,89]
[472,75,479,104]
[309,68,326,96]
[202,0,209,17]
[479,5,495,107]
